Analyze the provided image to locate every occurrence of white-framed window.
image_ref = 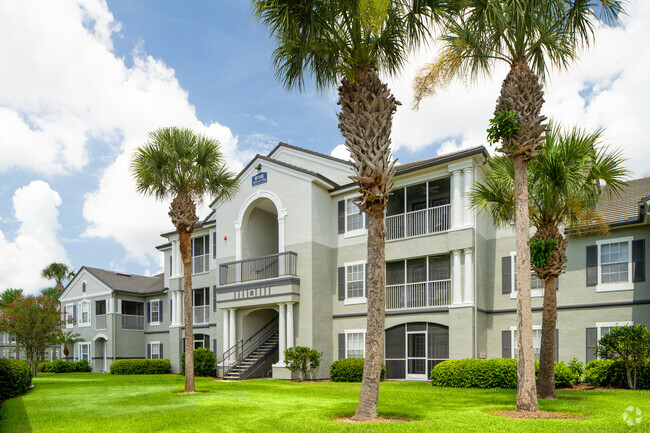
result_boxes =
[78,342,91,362]
[345,330,366,358]
[150,342,161,359]
[344,196,366,238]
[78,300,91,327]
[509,252,545,299]
[65,303,74,328]
[149,299,160,325]
[511,325,542,361]
[596,321,633,340]
[192,235,210,274]
[597,237,633,292]
[344,261,366,305]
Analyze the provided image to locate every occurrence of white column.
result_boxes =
[451,170,462,229]
[176,292,182,325]
[222,309,229,355]
[229,309,236,351]
[234,222,242,261]
[278,211,287,253]
[286,302,295,349]
[278,303,286,366]
[463,167,474,227]
[452,250,463,304]
[464,249,474,305]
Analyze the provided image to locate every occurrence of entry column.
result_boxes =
[286,302,295,349]
[222,309,229,362]
[278,303,286,366]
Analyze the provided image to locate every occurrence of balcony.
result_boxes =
[386,279,452,310]
[121,314,144,330]
[385,204,450,241]
[219,251,298,285]
[193,305,209,324]
[95,314,107,331]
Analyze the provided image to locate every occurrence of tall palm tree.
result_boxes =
[413,0,624,411]
[41,263,75,293]
[57,330,82,362]
[130,127,238,393]
[0,288,23,359]
[471,123,628,398]
[252,0,456,420]
[41,286,64,360]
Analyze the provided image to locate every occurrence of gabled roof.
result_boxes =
[598,176,650,226]
[83,267,165,295]
[269,142,351,166]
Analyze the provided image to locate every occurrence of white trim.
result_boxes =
[509,325,542,359]
[508,251,544,299]
[77,342,91,362]
[342,194,367,238]
[92,333,108,342]
[343,260,366,304]
[595,321,633,340]
[234,190,286,261]
[596,236,634,292]
[65,303,74,328]
[344,330,366,359]
[271,147,351,172]
[392,169,450,189]
[78,300,91,327]
[149,341,161,359]
[59,269,112,301]
[149,298,161,326]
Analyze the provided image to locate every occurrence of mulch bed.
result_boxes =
[335,417,412,423]
[494,410,586,419]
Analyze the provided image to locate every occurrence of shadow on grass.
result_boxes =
[0,394,33,433]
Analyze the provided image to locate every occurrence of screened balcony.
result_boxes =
[121,300,144,330]
[385,255,452,310]
[385,178,450,241]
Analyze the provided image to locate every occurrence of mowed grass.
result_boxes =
[1,374,650,433]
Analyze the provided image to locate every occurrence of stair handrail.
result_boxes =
[224,324,278,378]
[222,317,279,376]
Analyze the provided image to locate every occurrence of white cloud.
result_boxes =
[253,114,279,128]
[0,0,250,265]
[0,181,69,293]
[330,144,350,161]
[387,1,650,177]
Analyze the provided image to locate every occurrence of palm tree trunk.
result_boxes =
[353,203,386,421]
[179,228,195,393]
[538,275,557,398]
[513,154,538,412]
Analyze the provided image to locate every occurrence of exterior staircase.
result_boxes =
[222,318,279,380]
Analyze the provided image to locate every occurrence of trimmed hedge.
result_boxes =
[38,361,51,372]
[110,359,171,375]
[0,359,32,400]
[584,359,650,389]
[329,358,386,382]
[181,349,217,377]
[48,359,76,373]
[75,359,92,372]
[430,358,581,389]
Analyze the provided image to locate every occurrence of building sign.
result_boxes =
[252,172,267,187]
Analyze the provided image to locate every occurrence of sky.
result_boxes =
[0,0,648,294]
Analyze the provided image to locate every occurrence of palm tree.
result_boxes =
[41,263,75,293]
[57,330,82,362]
[471,123,628,398]
[252,0,456,420]
[41,286,64,360]
[0,288,23,359]
[130,127,238,393]
[413,0,624,411]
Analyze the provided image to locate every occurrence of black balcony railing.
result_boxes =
[219,251,298,285]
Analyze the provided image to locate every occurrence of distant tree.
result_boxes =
[40,286,64,360]
[41,263,74,293]
[0,295,62,375]
[597,325,650,390]
[57,330,83,362]
[284,346,322,381]
[0,288,24,359]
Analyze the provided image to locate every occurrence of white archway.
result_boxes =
[234,190,287,261]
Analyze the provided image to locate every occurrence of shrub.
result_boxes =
[181,349,217,377]
[0,359,32,400]
[584,359,635,388]
[48,359,76,373]
[554,361,580,388]
[74,359,92,372]
[567,357,584,381]
[329,358,386,382]
[38,361,52,372]
[110,359,171,375]
[284,346,322,380]
[596,324,650,389]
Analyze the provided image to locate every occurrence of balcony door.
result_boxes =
[407,331,427,380]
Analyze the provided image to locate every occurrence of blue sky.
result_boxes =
[0,0,648,293]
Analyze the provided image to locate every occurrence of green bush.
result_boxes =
[110,359,171,375]
[329,358,386,382]
[567,357,584,381]
[554,361,580,388]
[284,346,322,380]
[38,361,52,372]
[584,359,644,388]
[181,349,217,377]
[48,359,76,373]
[0,359,32,400]
[74,359,92,372]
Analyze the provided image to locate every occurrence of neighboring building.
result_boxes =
[53,143,650,378]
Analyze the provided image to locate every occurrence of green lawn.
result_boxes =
[1,374,649,433]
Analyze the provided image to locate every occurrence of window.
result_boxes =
[509,253,545,298]
[78,342,91,362]
[78,301,90,327]
[595,237,633,291]
[346,199,363,232]
[346,331,365,358]
[150,300,160,324]
[346,264,365,299]
[193,288,209,324]
[512,326,542,361]
[597,321,633,340]
[150,342,161,359]
[82,281,87,293]
[65,303,74,328]
[194,334,209,350]
[192,235,210,274]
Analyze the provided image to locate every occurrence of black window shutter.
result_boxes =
[213,339,217,355]
[147,343,151,359]
[501,330,511,358]
[213,285,217,312]
[206,286,210,309]
[338,267,345,300]
[204,335,210,349]
[159,300,163,323]
[364,264,368,298]
[555,275,559,290]
[586,245,598,286]
[169,256,172,277]
[160,344,164,359]
[337,200,345,234]
[501,257,511,294]
[555,329,559,362]
[632,239,645,282]
[147,302,151,323]
[213,232,217,259]
[181,338,185,354]
[586,327,597,363]
[364,213,369,229]
[338,333,346,360]
[73,305,77,322]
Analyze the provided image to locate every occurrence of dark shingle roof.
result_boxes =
[598,177,650,226]
[84,267,165,295]
[269,142,352,166]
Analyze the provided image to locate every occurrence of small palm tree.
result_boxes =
[41,263,74,293]
[471,123,628,398]
[252,0,456,420]
[0,288,23,359]
[130,127,238,393]
[57,330,82,362]
[414,0,624,411]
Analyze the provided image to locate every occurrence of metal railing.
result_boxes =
[121,314,144,330]
[219,251,298,285]
[95,314,107,330]
[385,204,450,241]
[385,279,452,310]
[193,305,209,324]
[222,317,279,375]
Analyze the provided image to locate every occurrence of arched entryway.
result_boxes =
[385,322,449,380]
[242,198,279,260]
[93,334,108,373]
